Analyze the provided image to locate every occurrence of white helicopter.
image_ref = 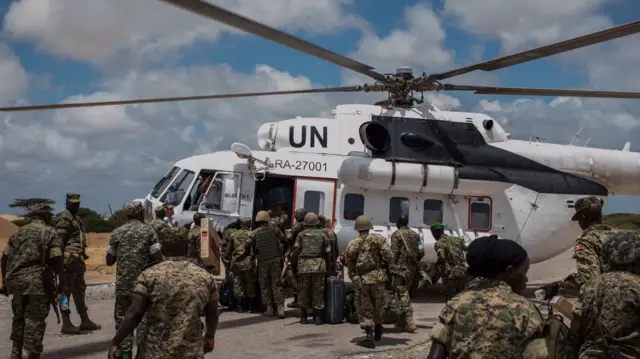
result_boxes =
[2,0,640,265]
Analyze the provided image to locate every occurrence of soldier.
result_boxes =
[344,215,393,348]
[149,206,171,243]
[284,208,306,308]
[291,213,331,325]
[317,214,339,276]
[106,202,163,359]
[224,217,257,313]
[390,215,423,333]
[221,219,240,269]
[1,203,70,359]
[187,213,205,266]
[570,231,640,358]
[55,192,101,334]
[249,210,287,318]
[269,202,289,231]
[542,196,617,299]
[427,236,548,358]
[430,223,468,300]
[108,224,219,359]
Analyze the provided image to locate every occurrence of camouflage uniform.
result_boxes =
[291,213,331,323]
[269,212,289,231]
[4,210,62,357]
[284,209,307,308]
[187,226,203,267]
[55,193,90,317]
[225,218,256,302]
[220,221,239,268]
[107,202,161,353]
[559,196,616,290]
[571,231,640,359]
[150,206,171,244]
[390,226,424,330]
[434,234,468,299]
[430,280,548,357]
[133,243,218,358]
[317,214,339,274]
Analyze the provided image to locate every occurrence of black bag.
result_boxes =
[324,276,345,324]
[219,273,235,308]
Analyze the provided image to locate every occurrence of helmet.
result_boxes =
[154,205,165,216]
[572,196,603,221]
[123,202,145,218]
[303,213,319,226]
[602,231,639,266]
[317,214,326,226]
[354,215,373,231]
[239,217,252,228]
[294,208,307,221]
[255,211,270,222]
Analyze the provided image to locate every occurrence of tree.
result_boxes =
[9,198,56,217]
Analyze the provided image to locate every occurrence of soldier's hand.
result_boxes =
[203,337,215,353]
[540,282,559,300]
[108,345,118,359]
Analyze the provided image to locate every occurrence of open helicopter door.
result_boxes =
[293,178,337,226]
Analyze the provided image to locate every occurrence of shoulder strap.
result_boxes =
[398,230,415,263]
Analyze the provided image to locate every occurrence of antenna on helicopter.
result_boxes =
[622,141,631,151]
[569,126,585,145]
[584,137,592,147]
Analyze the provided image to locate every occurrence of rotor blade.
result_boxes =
[0,87,363,112]
[158,0,386,82]
[443,84,640,99]
[432,20,640,81]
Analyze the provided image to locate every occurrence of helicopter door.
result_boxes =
[293,178,337,226]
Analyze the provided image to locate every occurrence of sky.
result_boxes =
[0,0,639,215]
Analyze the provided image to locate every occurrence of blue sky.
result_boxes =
[0,0,639,214]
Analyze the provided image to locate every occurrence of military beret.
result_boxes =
[30,203,54,216]
[430,223,445,230]
[572,196,603,221]
[66,193,81,203]
[602,231,639,266]
[123,202,145,217]
[163,227,189,243]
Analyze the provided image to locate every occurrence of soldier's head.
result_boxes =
[317,214,326,228]
[396,215,409,229]
[572,196,604,229]
[294,208,307,222]
[255,210,270,226]
[602,231,640,273]
[239,217,252,229]
[430,223,445,240]
[154,205,165,219]
[123,202,145,222]
[65,192,81,214]
[193,212,205,227]
[271,202,284,215]
[29,203,54,224]
[162,227,189,256]
[354,215,373,234]
[466,236,529,295]
[164,203,175,218]
[303,212,319,227]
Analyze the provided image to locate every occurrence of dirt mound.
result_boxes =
[0,217,18,238]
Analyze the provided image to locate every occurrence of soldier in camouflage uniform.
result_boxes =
[249,211,287,318]
[430,223,468,300]
[284,208,306,308]
[187,213,205,267]
[224,217,257,313]
[543,196,617,299]
[427,236,548,358]
[291,213,332,325]
[317,214,339,276]
[106,202,162,359]
[108,223,219,359]
[221,219,240,269]
[149,206,171,243]
[54,192,101,334]
[2,203,70,359]
[344,215,393,348]
[390,215,423,333]
[269,202,289,231]
[571,231,640,359]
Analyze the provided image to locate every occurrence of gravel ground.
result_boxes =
[340,341,433,358]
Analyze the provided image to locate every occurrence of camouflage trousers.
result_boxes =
[394,269,416,316]
[114,295,135,351]
[64,258,88,315]
[443,276,468,300]
[11,295,50,355]
[285,266,298,295]
[257,258,284,306]
[233,270,257,299]
[359,283,386,330]
[297,272,325,310]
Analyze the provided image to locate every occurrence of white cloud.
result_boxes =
[0,42,29,105]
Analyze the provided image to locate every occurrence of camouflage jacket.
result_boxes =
[134,257,217,359]
[286,222,305,249]
[269,213,289,231]
[291,228,330,273]
[220,227,237,264]
[434,235,467,280]
[149,219,171,244]
[390,227,423,271]
[559,223,617,290]
[344,233,393,285]
[187,226,203,266]
[55,209,87,254]
[430,280,547,358]
[109,220,160,296]
[3,220,62,295]
[572,271,640,359]
[321,227,339,263]
[225,229,254,272]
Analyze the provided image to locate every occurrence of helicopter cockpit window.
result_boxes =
[160,170,195,206]
[187,171,217,211]
[200,172,242,213]
[151,166,180,199]
[469,199,492,231]
[389,197,410,222]
[343,193,364,220]
[423,199,444,225]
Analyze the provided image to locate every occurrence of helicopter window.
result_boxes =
[186,170,217,211]
[389,197,410,222]
[303,191,325,216]
[151,166,180,199]
[469,200,492,231]
[343,193,364,220]
[423,200,443,225]
[160,170,195,206]
[200,172,242,213]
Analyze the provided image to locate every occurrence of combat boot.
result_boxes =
[60,314,81,334]
[248,298,257,313]
[403,315,418,333]
[359,329,375,349]
[287,295,299,308]
[9,340,22,359]
[263,305,274,317]
[79,312,102,331]
[300,308,308,324]
[235,299,244,313]
[26,353,40,359]
[374,324,383,341]
[313,310,324,325]
[277,304,285,319]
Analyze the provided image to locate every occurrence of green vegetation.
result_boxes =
[603,213,640,232]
